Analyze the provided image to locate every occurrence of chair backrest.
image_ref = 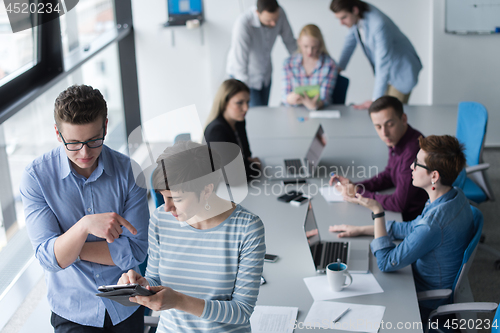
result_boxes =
[174,133,191,143]
[493,305,500,333]
[451,205,483,303]
[150,172,164,208]
[456,102,488,167]
[149,133,191,208]
[332,75,349,105]
[452,168,467,189]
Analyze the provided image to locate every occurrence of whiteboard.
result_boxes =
[445,0,500,34]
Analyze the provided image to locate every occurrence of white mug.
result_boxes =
[327,262,353,292]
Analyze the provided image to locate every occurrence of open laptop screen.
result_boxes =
[304,203,320,247]
[305,125,327,171]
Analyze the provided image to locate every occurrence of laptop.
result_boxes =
[303,202,369,274]
[262,125,327,179]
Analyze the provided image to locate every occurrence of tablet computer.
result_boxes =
[294,85,320,98]
[96,284,155,307]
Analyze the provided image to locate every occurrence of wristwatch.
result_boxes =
[371,211,385,220]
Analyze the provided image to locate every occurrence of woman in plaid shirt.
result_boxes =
[282,24,338,110]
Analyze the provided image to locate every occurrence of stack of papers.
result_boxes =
[319,186,344,202]
[250,306,298,333]
[309,110,341,119]
[303,301,386,333]
[303,273,383,301]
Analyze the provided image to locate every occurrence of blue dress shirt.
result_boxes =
[20,145,149,327]
[370,188,474,300]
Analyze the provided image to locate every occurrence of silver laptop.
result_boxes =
[262,125,327,179]
[303,202,369,274]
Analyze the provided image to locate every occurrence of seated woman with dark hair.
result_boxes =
[118,141,266,332]
[204,79,260,181]
[329,135,474,321]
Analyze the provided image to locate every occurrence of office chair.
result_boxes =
[455,102,495,204]
[425,302,498,333]
[454,102,500,268]
[150,172,164,207]
[331,75,349,104]
[418,206,483,331]
[149,133,192,207]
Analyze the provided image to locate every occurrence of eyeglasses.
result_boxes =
[59,126,105,151]
[412,157,430,171]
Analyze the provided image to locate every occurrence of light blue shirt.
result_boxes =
[371,188,474,302]
[338,3,422,100]
[20,145,149,327]
[146,204,266,333]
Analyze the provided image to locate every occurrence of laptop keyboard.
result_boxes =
[311,242,349,269]
[284,159,303,175]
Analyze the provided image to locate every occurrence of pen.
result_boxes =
[332,307,351,323]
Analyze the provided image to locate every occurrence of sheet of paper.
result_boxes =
[309,110,341,119]
[303,301,386,333]
[319,186,345,202]
[250,306,298,333]
[303,273,383,301]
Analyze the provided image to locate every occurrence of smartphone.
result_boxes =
[290,195,309,206]
[282,179,307,185]
[97,283,153,295]
[96,283,155,306]
[98,284,137,292]
[277,191,303,203]
[264,254,279,262]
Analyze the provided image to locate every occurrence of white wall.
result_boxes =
[131,0,432,129]
[432,0,500,146]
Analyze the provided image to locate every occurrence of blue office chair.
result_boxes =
[453,102,500,267]
[331,75,349,104]
[149,133,192,207]
[150,172,164,208]
[455,102,495,204]
[418,206,484,332]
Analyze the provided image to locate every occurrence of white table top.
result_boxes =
[246,104,457,140]
[239,105,439,332]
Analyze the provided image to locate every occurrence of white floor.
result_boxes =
[1,277,52,333]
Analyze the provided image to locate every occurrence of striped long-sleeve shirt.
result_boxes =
[145,204,266,332]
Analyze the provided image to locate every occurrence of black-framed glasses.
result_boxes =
[59,126,105,151]
[413,157,430,171]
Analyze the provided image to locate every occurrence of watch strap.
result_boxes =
[372,211,385,220]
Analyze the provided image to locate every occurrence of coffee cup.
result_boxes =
[327,261,352,291]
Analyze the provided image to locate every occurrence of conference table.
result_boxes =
[238,104,458,333]
[245,104,458,139]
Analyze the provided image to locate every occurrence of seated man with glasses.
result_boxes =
[330,96,428,221]
[20,84,149,333]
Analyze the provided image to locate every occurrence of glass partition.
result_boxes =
[0,4,37,86]
[0,41,126,297]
